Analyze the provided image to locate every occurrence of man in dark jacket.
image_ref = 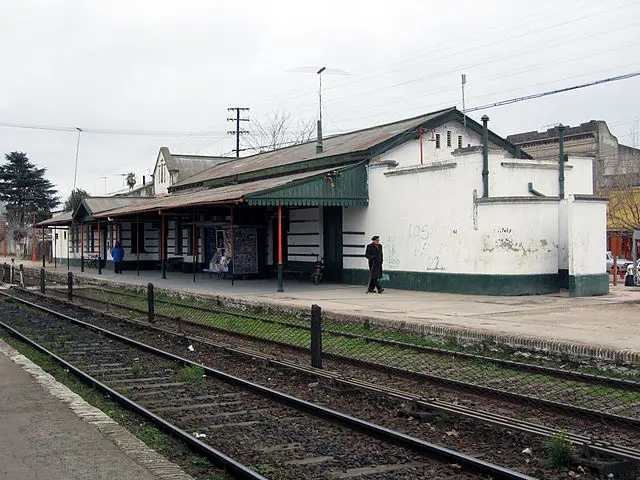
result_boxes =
[365,235,384,293]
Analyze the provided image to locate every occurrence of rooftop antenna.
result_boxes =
[287,66,349,153]
[115,173,127,190]
[98,176,107,195]
[461,74,467,127]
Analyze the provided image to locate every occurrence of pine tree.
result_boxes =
[0,152,59,226]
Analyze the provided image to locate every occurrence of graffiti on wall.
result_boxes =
[381,223,447,271]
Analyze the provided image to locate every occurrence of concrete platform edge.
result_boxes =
[0,339,195,480]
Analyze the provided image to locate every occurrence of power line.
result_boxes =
[463,71,640,113]
[0,121,229,137]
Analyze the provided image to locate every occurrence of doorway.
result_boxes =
[323,206,343,282]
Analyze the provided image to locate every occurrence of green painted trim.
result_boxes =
[342,268,560,295]
[569,274,609,297]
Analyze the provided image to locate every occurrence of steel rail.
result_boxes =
[11,286,640,427]
[0,291,536,480]
[10,288,640,462]
[72,283,640,389]
[0,320,267,480]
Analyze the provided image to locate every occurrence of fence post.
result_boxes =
[2,262,6,283]
[40,268,45,293]
[147,283,155,323]
[67,272,73,302]
[311,304,323,369]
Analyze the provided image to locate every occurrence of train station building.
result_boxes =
[39,107,608,296]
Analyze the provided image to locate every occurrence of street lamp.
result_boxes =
[72,127,83,193]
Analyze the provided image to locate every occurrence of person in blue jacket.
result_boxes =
[111,241,125,274]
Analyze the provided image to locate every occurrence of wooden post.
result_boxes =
[311,304,323,369]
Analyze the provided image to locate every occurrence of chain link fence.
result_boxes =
[12,266,640,426]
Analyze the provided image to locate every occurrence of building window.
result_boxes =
[446,130,451,147]
[435,133,441,149]
[131,222,146,254]
[458,135,463,148]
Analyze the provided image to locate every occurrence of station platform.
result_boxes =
[15,260,640,359]
[0,339,194,480]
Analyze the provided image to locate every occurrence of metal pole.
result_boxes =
[192,213,196,283]
[67,272,73,302]
[161,213,166,279]
[72,128,82,193]
[42,227,45,268]
[67,227,70,270]
[80,222,84,272]
[481,115,490,198]
[147,283,155,323]
[136,216,140,276]
[236,108,240,158]
[97,221,102,274]
[277,205,284,292]
[32,214,37,261]
[230,205,235,286]
[53,227,57,268]
[558,125,565,199]
[461,74,467,127]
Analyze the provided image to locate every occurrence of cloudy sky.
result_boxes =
[1,0,638,202]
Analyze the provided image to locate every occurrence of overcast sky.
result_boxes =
[1,0,639,202]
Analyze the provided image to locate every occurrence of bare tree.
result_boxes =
[606,186,640,233]
[244,111,315,153]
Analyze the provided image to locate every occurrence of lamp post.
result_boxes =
[72,128,82,194]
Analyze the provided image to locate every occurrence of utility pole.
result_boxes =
[227,107,250,158]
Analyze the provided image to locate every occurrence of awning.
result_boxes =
[36,211,73,227]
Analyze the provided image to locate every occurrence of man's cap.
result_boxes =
[371,235,380,241]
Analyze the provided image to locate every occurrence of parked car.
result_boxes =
[607,251,633,273]
[625,260,640,286]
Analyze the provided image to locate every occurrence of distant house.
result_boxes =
[42,108,608,296]
[507,121,640,191]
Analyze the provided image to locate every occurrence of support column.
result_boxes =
[80,222,84,272]
[161,213,166,279]
[192,213,196,283]
[97,221,102,274]
[41,227,45,268]
[32,214,37,261]
[136,217,140,276]
[3,220,6,258]
[53,226,57,268]
[230,205,235,286]
[277,205,284,292]
[67,226,70,270]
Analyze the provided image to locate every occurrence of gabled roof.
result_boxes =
[36,210,73,227]
[155,147,231,183]
[170,107,530,191]
[73,196,149,221]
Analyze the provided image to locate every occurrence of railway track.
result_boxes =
[0,292,538,480]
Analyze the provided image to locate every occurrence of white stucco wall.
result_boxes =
[379,122,484,168]
[567,197,607,275]
[344,144,595,277]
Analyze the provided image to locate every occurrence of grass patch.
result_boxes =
[177,364,206,384]
[543,429,574,467]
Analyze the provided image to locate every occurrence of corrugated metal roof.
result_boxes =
[168,154,232,182]
[81,197,150,215]
[95,168,342,218]
[171,108,455,189]
[36,211,74,227]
